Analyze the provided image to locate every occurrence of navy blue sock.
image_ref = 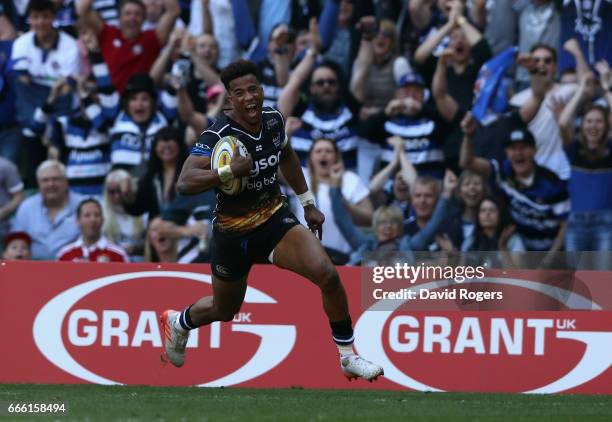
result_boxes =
[178,305,197,331]
[330,317,354,346]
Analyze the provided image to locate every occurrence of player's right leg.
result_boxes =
[161,227,251,367]
[160,275,247,367]
[161,275,247,367]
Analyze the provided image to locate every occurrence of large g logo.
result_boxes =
[33,271,296,386]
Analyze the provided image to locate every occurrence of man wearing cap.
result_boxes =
[360,71,458,180]
[460,113,569,252]
[77,0,180,92]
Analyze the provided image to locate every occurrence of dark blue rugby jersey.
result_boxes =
[191,107,288,232]
[490,159,570,251]
[359,107,453,179]
[290,103,361,169]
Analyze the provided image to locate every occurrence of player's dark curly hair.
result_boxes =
[220,60,261,91]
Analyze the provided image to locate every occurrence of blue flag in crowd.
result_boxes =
[472,46,518,122]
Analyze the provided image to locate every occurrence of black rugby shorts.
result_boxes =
[210,203,300,281]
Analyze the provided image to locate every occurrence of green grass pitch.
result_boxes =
[1,384,611,421]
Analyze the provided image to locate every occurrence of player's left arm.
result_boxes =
[279,140,325,239]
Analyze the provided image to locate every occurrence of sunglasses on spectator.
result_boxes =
[107,188,121,195]
[533,57,553,64]
[313,78,338,87]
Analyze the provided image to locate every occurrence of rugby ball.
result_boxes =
[211,136,249,195]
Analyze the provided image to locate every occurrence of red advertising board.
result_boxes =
[1,261,610,394]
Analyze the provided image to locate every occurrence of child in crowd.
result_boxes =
[2,231,32,260]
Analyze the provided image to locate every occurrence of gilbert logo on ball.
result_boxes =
[211,136,249,195]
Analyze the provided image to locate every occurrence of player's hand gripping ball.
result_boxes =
[211,136,250,195]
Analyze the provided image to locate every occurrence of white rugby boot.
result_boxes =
[341,354,384,382]
[160,309,190,367]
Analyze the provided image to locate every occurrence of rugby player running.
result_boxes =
[160,60,384,381]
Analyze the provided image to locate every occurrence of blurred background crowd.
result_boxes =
[0,0,610,265]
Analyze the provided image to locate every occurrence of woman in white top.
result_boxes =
[294,138,373,264]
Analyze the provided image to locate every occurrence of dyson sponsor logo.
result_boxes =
[250,151,282,177]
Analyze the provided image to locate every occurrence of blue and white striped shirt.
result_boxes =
[291,103,361,169]
[491,159,570,251]
[26,52,119,195]
[360,108,452,179]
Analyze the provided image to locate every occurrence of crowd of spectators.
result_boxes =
[0,0,610,266]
